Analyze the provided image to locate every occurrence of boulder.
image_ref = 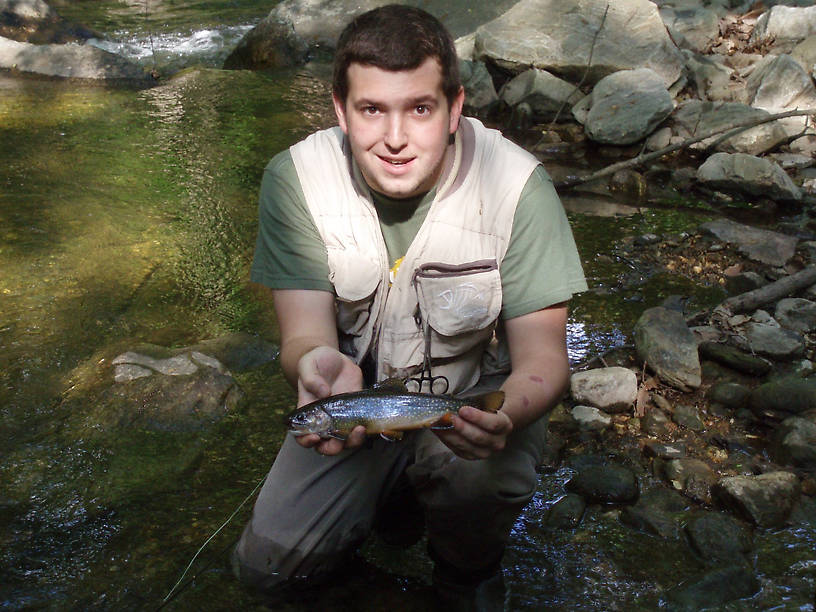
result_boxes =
[731,321,805,361]
[659,6,720,53]
[749,5,816,50]
[774,298,816,333]
[790,35,816,75]
[663,458,717,504]
[460,59,498,112]
[684,512,752,563]
[498,68,582,122]
[698,218,798,266]
[566,463,640,504]
[584,68,674,145]
[570,405,612,431]
[569,366,638,413]
[665,566,760,611]
[634,307,701,392]
[745,54,816,137]
[749,377,816,421]
[474,0,685,87]
[713,471,800,527]
[222,16,308,70]
[671,100,788,156]
[0,36,149,80]
[683,51,737,102]
[697,153,802,202]
[0,0,97,44]
[538,493,586,530]
[773,415,816,470]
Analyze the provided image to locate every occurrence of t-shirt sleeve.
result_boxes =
[500,165,588,319]
[250,150,333,291]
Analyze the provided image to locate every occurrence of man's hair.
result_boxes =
[333,4,461,107]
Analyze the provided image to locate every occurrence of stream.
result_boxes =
[5,1,805,610]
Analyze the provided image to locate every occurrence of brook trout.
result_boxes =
[285,378,504,441]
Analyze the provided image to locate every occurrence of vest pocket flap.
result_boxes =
[414,259,501,336]
[326,247,381,302]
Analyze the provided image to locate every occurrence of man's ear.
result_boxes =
[448,86,465,135]
[333,91,349,134]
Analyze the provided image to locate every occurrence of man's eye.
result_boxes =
[362,106,379,115]
[415,105,430,115]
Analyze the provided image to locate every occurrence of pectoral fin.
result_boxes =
[466,391,505,413]
[429,413,455,430]
[379,430,404,442]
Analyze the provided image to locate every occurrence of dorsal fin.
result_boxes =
[372,377,408,393]
[465,390,505,413]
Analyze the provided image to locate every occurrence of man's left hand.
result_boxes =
[433,406,513,460]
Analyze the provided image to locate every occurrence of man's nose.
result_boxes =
[383,114,407,150]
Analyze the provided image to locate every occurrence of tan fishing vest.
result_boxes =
[290,117,539,395]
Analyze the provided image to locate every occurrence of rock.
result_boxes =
[0,37,150,80]
[773,415,816,470]
[749,5,816,50]
[642,408,672,437]
[569,367,638,413]
[713,471,800,527]
[541,493,586,530]
[222,16,308,69]
[459,59,498,112]
[671,404,705,431]
[0,0,97,44]
[570,405,612,431]
[706,382,751,409]
[181,332,278,373]
[566,463,639,504]
[620,502,679,539]
[473,0,685,88]
[745,54,816,137]
[750,377,816,420]
[498,68,582,122]
[682,51,736,102]
[725,270,768,296]
[663,458,717,504]
[584,68,674,145]
[684,512,752,563]
[697,152,802,202]
[790,35,816,75]
[643,440,686,459]
[671,100,788,156]
[112,351,201,377]
[699,218,797,267]
[634,307,701,392]
[732,321,805,361]
[664,565,759,611]
[774,298,816,333]
[659,6,719,53]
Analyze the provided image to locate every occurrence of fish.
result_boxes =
[285,378,505,441]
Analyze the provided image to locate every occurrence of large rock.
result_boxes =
[749,5,816,50]
[745,54,816,137]
[474,0,685,87]
[773,415,816,471]
[698,218,798,266]
[671,100,788,156]
[775,298,816,333]
[0,0,97,43]
[749,377,816,420]
[659,5,720,53]
[0,36,149,80]
[634,307,701,392]
[222,16,308,69]
[499,68,582,122]
[732,321,806,361]
[696,152,802,202]
[713,471,801,527]
[665,566,760,611]
[566,463,640,504]
[460,59,498,112]
[569,366,638,413]
[584,68,674,145]
[683,51,737,102]
[791,35,816,75]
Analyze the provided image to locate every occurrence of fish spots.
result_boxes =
[529,375,544,384]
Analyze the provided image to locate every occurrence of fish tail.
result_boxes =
[466,390,505,413]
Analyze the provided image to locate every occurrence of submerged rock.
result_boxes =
[699,218,798,266]
[684,511,753,564]
[566,463,640,504]
[773,415,816,471]
[749,377,816,421]
[664,565,759,611]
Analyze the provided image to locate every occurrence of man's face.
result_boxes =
[333,58,464,200]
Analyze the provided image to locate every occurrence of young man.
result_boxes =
[234,4,586,604]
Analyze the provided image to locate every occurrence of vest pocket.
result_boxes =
[326,246,381,336]
[413,259,502,357]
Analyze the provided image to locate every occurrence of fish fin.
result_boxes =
[465,391,505,413]
[372,377,409,393]
[380,430,404,442]
[325,431,347,440]
[429,413,455,430]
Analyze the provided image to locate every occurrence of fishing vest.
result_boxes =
[290,116,539,395]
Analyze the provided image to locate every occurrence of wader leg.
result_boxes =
[233,433,413,591]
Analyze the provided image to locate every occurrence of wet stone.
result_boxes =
[772,416,816,470]
[664,565,760,611]
[643,440,686,459]
[663,458,717,504]
[634,307,701,392]
[749,377,816,420]
[684,512,752,564]
[543,493,586,530]
[698,342,773,377]
[642,408,672,437]
[620,503,679,539]
[569,367,637,413]
[671,404,705,431]
[713,471,801,528]
[570,405,612,431]
[706,382,750,409]
[566,464,639,505]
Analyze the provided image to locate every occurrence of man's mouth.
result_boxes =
[379,156,413,166]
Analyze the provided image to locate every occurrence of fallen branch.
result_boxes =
[554,108,816,190]
[719,265,816,315]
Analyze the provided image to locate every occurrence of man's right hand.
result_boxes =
[293,345,367,455]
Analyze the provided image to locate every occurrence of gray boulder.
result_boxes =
[499,68,582,122]
[222,16,308,69]
[460,59,498,112]
[566,463,640,504]
[697,152,802,202]
[0,0,97,44]
[474,0,685,88]
[749,377,816,421]
[775,298,816,333]
[746,54,816,137]
[713,471,801,527]
[683,51,737,102]
[791,35,816,75]
[634,307,701,392]
[698,218,797,266]
[671,100,788,156]
[584,68,674,145]
[749,5,816,50]
[665,566,760,611]
[732,321,805,361]
[659,5,720,53]
[0,36,149,80]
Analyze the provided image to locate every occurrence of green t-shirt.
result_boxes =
[251,148,587,319]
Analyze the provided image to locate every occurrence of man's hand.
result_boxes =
[293,345,367,456]
[433,406,514,460]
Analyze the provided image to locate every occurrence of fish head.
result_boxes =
[286,406,333,435]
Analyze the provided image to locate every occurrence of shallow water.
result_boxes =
[2,2,812,610]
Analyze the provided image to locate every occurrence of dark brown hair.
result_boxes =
[332,4,461,107]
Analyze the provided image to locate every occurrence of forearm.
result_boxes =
[499,354,569,431]
[279,335,337,389]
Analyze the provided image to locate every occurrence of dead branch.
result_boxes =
[554,108,816,190]
[719,265,816,315]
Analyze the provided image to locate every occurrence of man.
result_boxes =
[233,4,587,605]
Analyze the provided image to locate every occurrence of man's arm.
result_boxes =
[273,288,367,454]
[434,303,570,460]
